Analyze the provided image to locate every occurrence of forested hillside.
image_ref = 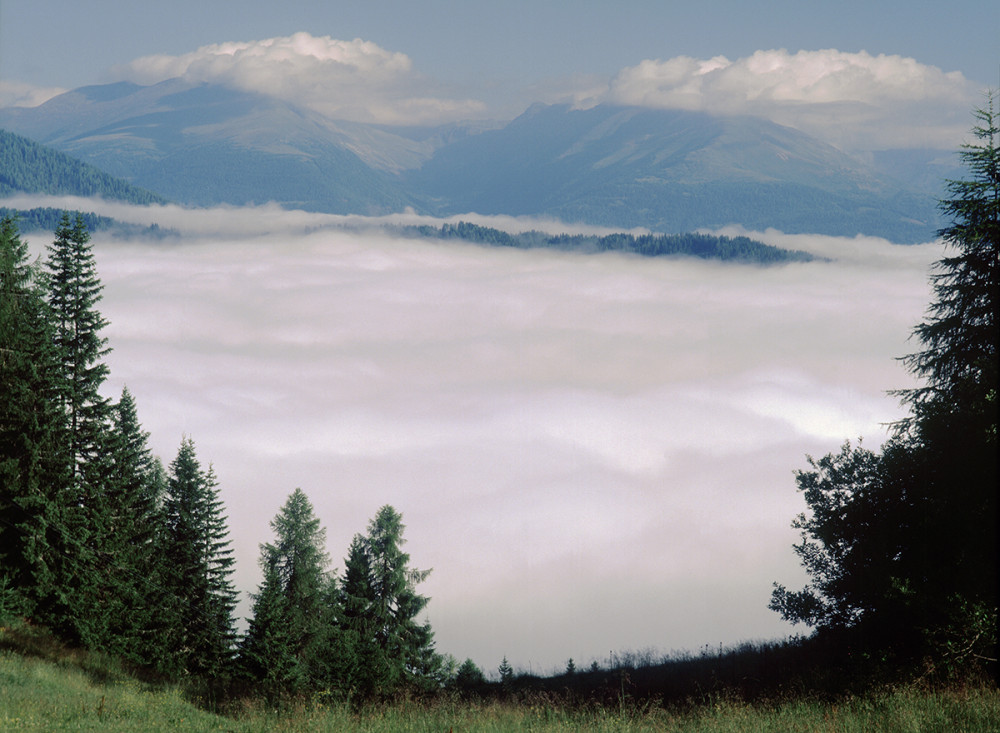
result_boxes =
[0,129,167,204]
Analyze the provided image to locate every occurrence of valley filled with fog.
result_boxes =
[16,196,940,672]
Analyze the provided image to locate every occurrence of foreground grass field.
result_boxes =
[2,644,999,732]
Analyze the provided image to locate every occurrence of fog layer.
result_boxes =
[16,200,938,671]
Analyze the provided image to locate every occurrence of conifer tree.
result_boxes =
[45,212,110,482]
[82,387,171,664]
[163,438,238,677]
[771,93,999,671]
[39,212,114,642]
[339,505,441,695]
[0,216,67,619]
[240,488,338,693]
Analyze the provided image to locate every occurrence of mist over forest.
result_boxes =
[3,195,937,672]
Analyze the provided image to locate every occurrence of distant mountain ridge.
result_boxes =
[0,79,946,242]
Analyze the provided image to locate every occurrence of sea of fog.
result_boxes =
[11,196,940,674]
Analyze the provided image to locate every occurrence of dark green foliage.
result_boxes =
[0,216,66,622]
[339,506,442,697]
[240,488,340,694]
[83,387,172,666]
[0,129,166,204]
[498,656,514,690]
[771,93,999,678]
[452,658,487,692]
[36,213,115,644]
[45,213,111,482]
[162,438,238,677]
[406,220,814,264]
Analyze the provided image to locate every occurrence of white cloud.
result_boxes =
[581,49,978,150]
[0,79,66,108]
[111,32,486,125]
[29,200,937,671]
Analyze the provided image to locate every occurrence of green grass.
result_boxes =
[2,624,998,731]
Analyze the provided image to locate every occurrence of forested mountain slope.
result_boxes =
[0,128,166,204]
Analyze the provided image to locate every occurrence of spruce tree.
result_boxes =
[45,212,110,482]
[163,438,238,677]
[0,216,67,620]
[83,387,171,665]
[40,212,113,643]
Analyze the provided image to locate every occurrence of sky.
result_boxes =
[0,0,989,673]
[1,0,998,149]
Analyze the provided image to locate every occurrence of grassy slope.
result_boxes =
[2,624,997,731]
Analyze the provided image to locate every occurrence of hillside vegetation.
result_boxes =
[0,129,166,205]
[3,622,998,732]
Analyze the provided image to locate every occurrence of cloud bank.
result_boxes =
[585,49,978,150]
[111,32,486,125]
[9,199,939,672]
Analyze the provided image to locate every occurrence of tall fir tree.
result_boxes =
[80,387,171,665]
[163,437,238,678]
[39,212,115,643]
[45,212,110,483]
[0,216,67,620]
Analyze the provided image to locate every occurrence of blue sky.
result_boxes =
[1,0,996,149]
[2,0,995,90]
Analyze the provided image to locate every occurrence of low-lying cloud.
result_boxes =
[13,198,940,671]
[587,49,977,150]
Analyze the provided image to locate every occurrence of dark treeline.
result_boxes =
[0,207,176,239]
[0,211,445,702]
[405,220,816,263]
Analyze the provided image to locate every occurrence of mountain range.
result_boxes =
[0,78,952,242]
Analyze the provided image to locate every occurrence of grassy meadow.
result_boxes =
[3,624,998,732]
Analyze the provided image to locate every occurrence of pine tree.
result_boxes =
[163,438,238,677]
[40,212,114,643]
[339,532,390,695]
